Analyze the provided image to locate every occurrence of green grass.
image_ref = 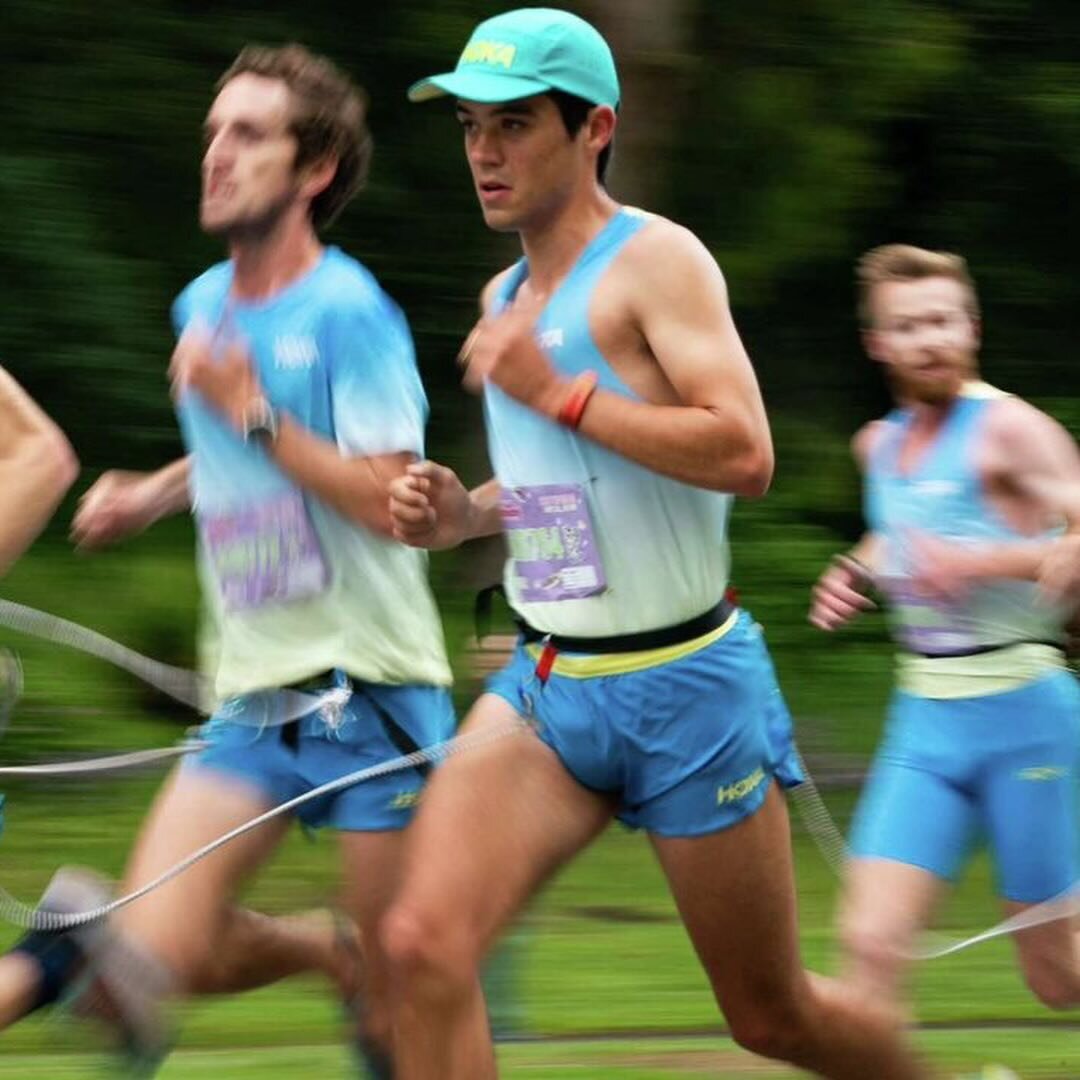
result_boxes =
[0,819,1076,1075]
[0,1021,1077,1077]
[0,547,1077,1075]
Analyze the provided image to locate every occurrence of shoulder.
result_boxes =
[315,250,410,335]
[619,212,724,285]
[174,260,231,312]
[979,389,1075,458]
[314,249,393,314]
[480,264,521,316]
[852,418,891,469]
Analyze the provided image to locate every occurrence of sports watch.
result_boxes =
[241,395,279,447]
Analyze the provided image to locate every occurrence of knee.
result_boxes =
[725,995,809,1063]
[170,940,220,995]
[379,903,479,1003]
[1023,963,1080,1010]
[840,917,908,991]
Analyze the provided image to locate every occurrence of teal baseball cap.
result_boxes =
[408,8,619,109]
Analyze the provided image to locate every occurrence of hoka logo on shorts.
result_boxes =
[717,766,766,806]
[273,335,319,370]
[388,791,420,810]
[1017,765,1069,781]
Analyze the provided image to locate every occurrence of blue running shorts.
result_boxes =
[486,611,804,838]
[849,670,1080,902]
[188,671,455,831]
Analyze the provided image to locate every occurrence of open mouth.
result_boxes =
[478,181,511,202]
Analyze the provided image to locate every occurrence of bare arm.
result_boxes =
[891,399,1080,605]
[0,368,78,574]
[463,222,772,496]
[808,423,885,631]
[71,457,191,550]
[572,223,772,495]
[389,466,502,549]
[264,419,413,538]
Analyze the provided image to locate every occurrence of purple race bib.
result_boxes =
[201,491,328,613]
[880,576,979,656]
[501,484,606,603]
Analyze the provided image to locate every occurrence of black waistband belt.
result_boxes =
[906,638,1064,660]
[515,597,736,655]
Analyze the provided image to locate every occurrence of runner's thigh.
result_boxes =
[393,693,614,958]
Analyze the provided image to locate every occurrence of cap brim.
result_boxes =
[407,71,552,104]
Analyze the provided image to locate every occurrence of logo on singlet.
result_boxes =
[537,327,564,350]
[274,335,319,370]
[913,479,960,498]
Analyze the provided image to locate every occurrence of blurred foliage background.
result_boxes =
[5,0,1077,735]
[3,0,1080,811]
[1,2,1079,1072]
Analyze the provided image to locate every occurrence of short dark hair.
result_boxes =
[547,90,613,184]
[217,44,373,230]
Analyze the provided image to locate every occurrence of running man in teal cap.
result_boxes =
[384,9,930,1078]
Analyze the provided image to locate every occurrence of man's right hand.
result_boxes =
[71,470,160,550]
[388,461,473,550]
[809,555,876,631]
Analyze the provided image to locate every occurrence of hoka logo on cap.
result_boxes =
[460,40,518,70]
[407,8,620,108]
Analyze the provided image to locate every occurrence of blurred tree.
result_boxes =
[1,0,1076,484]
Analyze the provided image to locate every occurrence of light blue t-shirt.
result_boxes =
[173,247,451,697]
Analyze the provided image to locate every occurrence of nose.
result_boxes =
[202,130,232,174]
[467,127,502,168]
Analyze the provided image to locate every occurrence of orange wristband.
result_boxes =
[557,370,598,430]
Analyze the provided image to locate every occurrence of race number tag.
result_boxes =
[501,484,606,603]
[879,576,979,656]
[201,491,328,613]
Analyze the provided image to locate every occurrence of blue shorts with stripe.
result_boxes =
[187,670,456,832]
[849,670,1080,902]
[485,610,804,838]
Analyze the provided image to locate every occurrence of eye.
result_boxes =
[502,118,526,132]
[457,116,477,134]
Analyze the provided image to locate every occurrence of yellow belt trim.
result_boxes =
[896,642,1066,700]
[524,610,739,679]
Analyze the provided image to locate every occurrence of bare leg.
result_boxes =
[652,785,933,1080]
[1008,901,1080,1008]
[339,830,408,1068]
[114,766,291,991]
[381,696,614,1080]
[0,954,43,1029]
[185,907,349,995]
[837,856,946,1016]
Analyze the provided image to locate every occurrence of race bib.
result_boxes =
[501,484,606,603]
[201,491,328,613]
[880,576,979,656]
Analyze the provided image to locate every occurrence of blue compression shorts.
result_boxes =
[849,670,1080,902]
